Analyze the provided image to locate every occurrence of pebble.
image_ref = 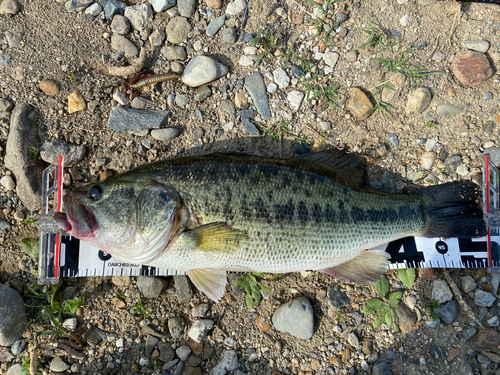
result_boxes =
[273,67,290,89]
[0,54,11,67]
[85,3,102,17]
[436,104,463,117]
[137,276,168,298]
[0,0,19,14]
[193,86,211,102]
[67,90,86,113]
[420,152,436,170]
[159,342,175,362]
[336,12,348,23]
[425,137,437,152]
[451,51,493,86]
[287,90,305,111]
[178,0,197,17]
[175,94,189,107]
[104,0,127,20]
[206,0,222,7]
[327,284,349,308]
[372,362,391,375]
[191,303,209,317]
[207,15,226,36]
[161,46,187,61]
[347,87,374,119]
[346,49,357,62]
[240,109,260,136]
[400,14,409,26]
[151,128,179,141]
[434,300,459,323]
[385,350,398,360]
[168,317,185,339]
[111,15,130,35]
[107,107,169,132]
[174,275,193,302]
[10,340,25,356]
[0,99,13,113]
[5,30,21,48]
[83,326,107,347]
[222,27,237,43]
[188,319,214,342]
[267,82,278,94]
[425,319,440,328]
[323,51,340,68]
[1,175,15,191]
[225,0,246,16]
[462,327,477,341]
[488,316,499,327]
[111,35,138,57]
[149,0,175,12]
[124,4,153,31]
[272,297,314,340]
[462,40,490,53]
[182,56,228,88]
[192,127,205,139]
[405,87,432,114]
[212,350,238,375]
[244,72,271,120]
[148,29,165,46]
[62,317,77,330]
[176,345,192,361]
[39,79,60,96]
[220,99,236,117]
[474,290,495,307]
[418,0,438,4]
[348,332,359,348]
[166,17,192,44]
[65,0,92,12]
[113,92,129,106]
[491,272,500,295]
[0,284,26,347]
[238,55,254,66]
[40,138,86,167]
[50,357,69,372]
[432,279,453,303]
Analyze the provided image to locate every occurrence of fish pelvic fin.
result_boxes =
[188,269,227,302]
[319,250,389,284]
[418,181,486,238]
[187,222,247,253]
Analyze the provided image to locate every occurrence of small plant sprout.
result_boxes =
[426,120,437,127]
[131,292,152,318]
[235,273,271,308]
[337,311,345,323]
[303,73,340,112]
[398,268,416,289]
[429,299,440,320]
[365,101,396,119]
[362,276,401,331]
[358,21,393,54]
[249,26,281,59]
[63,296,85,315]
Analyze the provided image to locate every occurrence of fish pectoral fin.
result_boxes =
[319,250,389,284]
[186,222,247,253]
[188,268,227,302]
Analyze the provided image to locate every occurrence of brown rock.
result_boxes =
[186,354,202,366]
[329,356,342,367]
[405,87,432,115]
[189,338,204,355]
[205,0,221,8]
[419,268,437,281]
[67,90,86,113]
[447,348,459,362]
[394,303,416,333]
[346,49,358,62]
[342,346,350,363]
[100,170,113,181]
[448,88,456,97]
[203,342,214,360]
[346,87,374,119]
[311,359,321,371]
[39,79,61,96]
[255,315,272,332]
[362,340,372,355]
[451,50,493,86]
[234,89,248,108]
[291,13,304,25]
[111,275,130,286]
[112,297,126,309]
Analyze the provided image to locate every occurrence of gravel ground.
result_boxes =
[1,0,500,374]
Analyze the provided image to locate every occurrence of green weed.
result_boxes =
[426,120,437,127]
[67,71,79,85]
[303,74,340,112]
[130,292,152,318]
[235,273,271,308]
[365,101,396,119]
[249,26,281,59]
[337,311,345,323]
[398,268,416,289]
[358,21,393,54]
[63,296,85,315]
[429,299,440,320]
[362,276,401,331]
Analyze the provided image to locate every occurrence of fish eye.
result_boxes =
[89,186,102,200]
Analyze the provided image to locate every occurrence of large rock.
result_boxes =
[40,138,86,167]
[0,283,27,346]
[5,103,45,211]
[451,51,493,86]
[244,72,271,120]
[272,297,314,339]
[107,107,170,132]
[182,56,228,87]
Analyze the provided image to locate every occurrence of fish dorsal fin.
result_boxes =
[188,268,227,302]
[319,250,389,284]
[186,222,247,253]
[298,150,367,187]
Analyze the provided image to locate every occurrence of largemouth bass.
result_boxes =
[54,151,486,301]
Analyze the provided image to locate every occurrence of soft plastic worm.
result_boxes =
[130,74,180,89]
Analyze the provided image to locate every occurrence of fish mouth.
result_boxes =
[54,193,99,240]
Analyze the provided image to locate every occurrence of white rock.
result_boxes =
[397,0,409,3]
[62,318,77,330]
[432,279,453,304]
[212,350,238,375]
[405,295,417,310]
[149,0,175,13]
[116,338,124,347]
[400,14,409,27]
[225,0,246,16]
[181,56,228,87]
[223,122,234,132]
[462,40,490,53]
[456,164,469,177]
[314,51,324,60]
[267,82,278,94]
[112,92,129,106]
[243,46,257,55]
[484,141,495,148]
[287,90,304,111]
[238,55,254,67]
[272,67,290,89]
[85,3,102,16]
[323,51,339,68]
[1,175,15,191]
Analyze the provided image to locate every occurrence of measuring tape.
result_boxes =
[37,155,500,284]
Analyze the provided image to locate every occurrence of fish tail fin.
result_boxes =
[418,181,486,238]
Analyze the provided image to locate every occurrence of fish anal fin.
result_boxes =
[298,150,367,187]
[187,222,247,253]
[319,250,389,284]
[188,269,227,302]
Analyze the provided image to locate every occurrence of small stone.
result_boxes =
[161,45,187,60]
[0,99,13,112]
[85,3,102,16]
[436,104,463,117]
[206,15,226,36]
[168,316,185,339]
[394,303,416,332]
[255,315,272,332]
[225,0,246,16]
[451,50,493,86]
[272,297,314,340]
[267,82,278,93]
[149,29,165,46]
[111,14,130,34]
[137,276,168,298]
[433,300,459,323]
[124,4,153,31]
[194,86,212,101]
[221,27,237,44]
[67,91,86,113]
[10,340,25,356]
[462,40,490,53]
[206,0,222,7]
[220,99,236,117]
[400,14,409,27]
[425,319,440,328]
[83,326,107,347]
[149,0,175,12]
[111,297,126,309]
[287,90,304,111]
[212,350,238,375]
[244,72,271,120]
[238,55,254,67]
[50,357,70,372]
[0,0,20,15]
[372,362,391,375]
[191,304,209,317]
[188,319,214,343]
[462,327,477,341]
[346,49,358,62]
[385,350,398,360]
[174,275,193,302]
[178,0,197,17]
[182,56,228,87]
[347,332,359,348]
[327,284,349,308]
[111,35,138,57]
[107,107,169,132]
[166,17,192,44]
[432,279,453,303]
[239,108,259,136]
[382,72,406,103]
[420,152,436,170]
[192,127,205,139]
[323,52,339,68]
[1,175,15,191]
[429,344,447,359]
[159,342,175,362]
[105,0,127,20]
[62,317,77,330]
[418,0,438,4]
[40,138,86,167]
[336,12,348,23]
[347,87,373,119]
[474,290,495,307]
[0,284,27,346]
[273,67,290,89]
[175,94,189,107]
[151,128,179,141]
[405,87,432,114]
[444,154,462,166]
[176,345,192,361]
[39,79,60,96]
